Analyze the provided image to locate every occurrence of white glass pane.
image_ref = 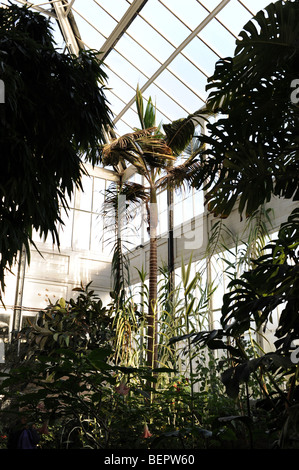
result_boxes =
[126,15,175,63]
[184,37,220,79]
[91,213,104,253]
[157,69,202,114]
[59,208,74,249]
[72,10,106,50]
[93,0,130,22]
[158,210,168,235]
[242,0,274,16]
[112,35,159,79]
[183,195,194,221]
[169,54,208,101]
[73,210,91,250]
[74,0,117,41]
[194,190,204,216]
[161,0,208,31]
[75,174,93,212]
[198,18,236,58]
[216,0,251,37]
[199,0,224,11]
[141,0,190,48]
[93,177,106,214]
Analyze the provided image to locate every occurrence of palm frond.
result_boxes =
[102,181,148,218]
[136,83,157,130]
[156,153,203,192]
[101,127,157,166]
[163,109,209,155]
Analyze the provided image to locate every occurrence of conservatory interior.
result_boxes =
[0,0,298,451]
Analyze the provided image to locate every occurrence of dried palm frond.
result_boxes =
[156,154,203,192]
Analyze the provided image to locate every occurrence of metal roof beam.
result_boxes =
[113,0,232,125]
[98,0,148,60]
[11,0,57,18]
[50,0,81,55]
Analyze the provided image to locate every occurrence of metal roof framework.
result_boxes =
[4,0,272,140]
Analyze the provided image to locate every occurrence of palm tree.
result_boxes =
[101,86,203,370]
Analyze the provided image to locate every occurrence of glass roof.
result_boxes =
[3,0,271,137]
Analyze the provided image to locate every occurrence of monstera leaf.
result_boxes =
[192,0,299,219]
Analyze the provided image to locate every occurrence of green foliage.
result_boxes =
[101,88,204,370]
[21,282,114,355]
[176,1,299,448]
[0,4,113,297]
[2,1,299,450]
[0,280,283,449]
[222,208,299,349]
[192,0,299,219]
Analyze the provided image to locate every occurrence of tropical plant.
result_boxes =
[100,86,204,370]
[0,4,113,301]
[0,284,161,449]
[192,0,299,219]
[184,0,299,447]
[20,283,114,355]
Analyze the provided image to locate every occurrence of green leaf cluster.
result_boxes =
[0,5,113,296]
[192,0,299,219]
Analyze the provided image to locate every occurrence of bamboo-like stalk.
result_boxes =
[147,185,158,370]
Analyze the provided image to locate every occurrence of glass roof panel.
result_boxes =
[1,0,276,138]
[72,1,117,44]
[160,0,208,31]
[105,48,148,91]
[215,0,252,36]
[197,17,236,58]
[184,38,220,79]
[125,13,175,63]
[240,0,273,16]
[93,0,130,22]
[199,0,225,11]
[139,0,191,47]
[169,53,209,102]
[157,68,204,114]
[71,10,106,49]
[113,34,160,78]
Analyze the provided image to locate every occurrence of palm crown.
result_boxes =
[100,86,204,369]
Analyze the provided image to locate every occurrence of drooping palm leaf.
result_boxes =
[156,153,203,193]
[102,180,148,305]
[163,109,208,156]
[102,87,203,370]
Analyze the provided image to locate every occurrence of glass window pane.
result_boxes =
[73,210,91,250]
[183,194,194,221]
[161,0,207,31]
[216,0,251,37]
[93,177,106,214]
[75,174,93,212]
[91,213,104,253]
[59,208,74,249]
[141,0,190,48]
[126,15,175,63]
[198,18,236,58]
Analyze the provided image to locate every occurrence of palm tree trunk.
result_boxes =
[147,185,158,370]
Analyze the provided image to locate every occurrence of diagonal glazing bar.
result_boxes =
[99,0,148,60]
[51,0,82,54]
[11,0,57,18]
[95,4,206,104]
[113,0,232,124]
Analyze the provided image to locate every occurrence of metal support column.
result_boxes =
[12,245,27,338]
